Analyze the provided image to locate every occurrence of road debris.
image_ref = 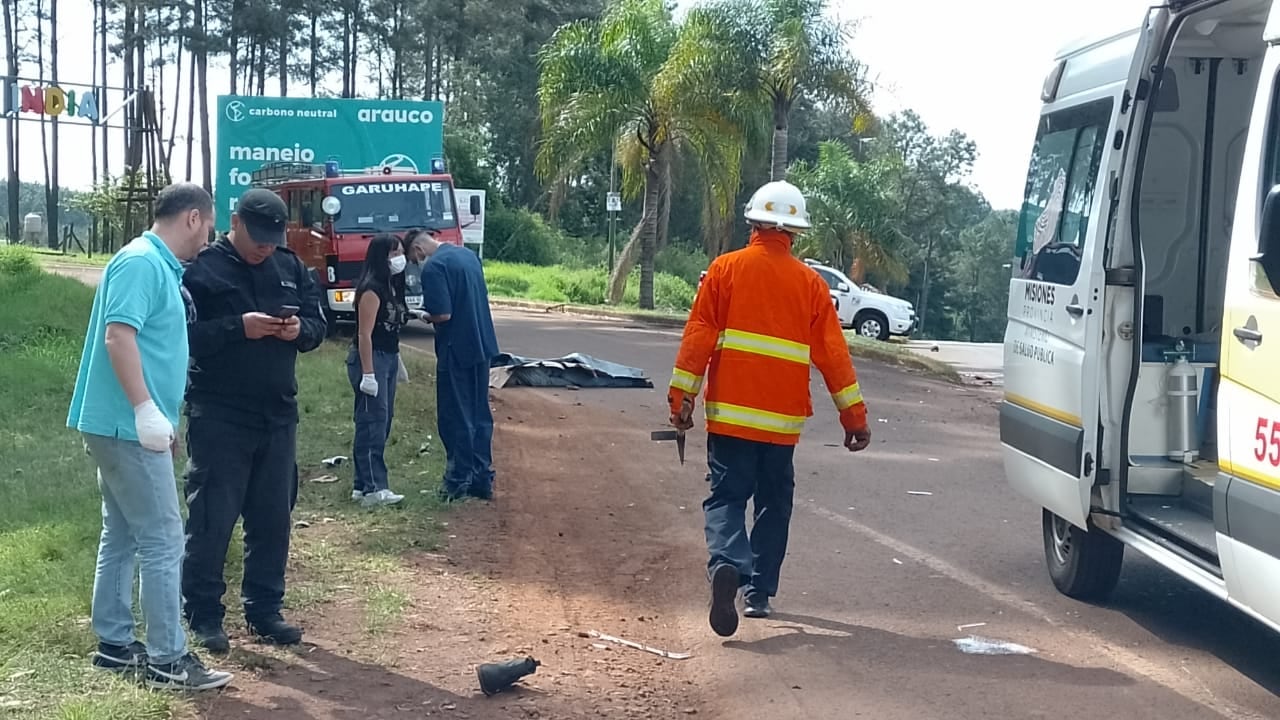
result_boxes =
[585,630,692,660]
[957,622,987,631]
[477,656,541,696]
[309,474,339,484]
[953,636,1037,656]
[892,558,904,565]
[907,491,933,497]
[321,455,347,468]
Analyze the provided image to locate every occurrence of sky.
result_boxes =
[1,0,1154,211]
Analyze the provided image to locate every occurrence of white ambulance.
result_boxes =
[1002,0,1280,633]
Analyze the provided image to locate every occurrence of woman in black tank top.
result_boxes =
[346,233,409,507]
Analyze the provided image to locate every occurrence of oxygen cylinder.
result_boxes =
[1166,350,1200,463]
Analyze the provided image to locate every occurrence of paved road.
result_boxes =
[404,311,1280,719]
[902,339,1004,384]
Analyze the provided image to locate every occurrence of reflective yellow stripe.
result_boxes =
[705,401,806,435]
[670,367,703,394]
[716,329,810,365]
[832,383,863,410]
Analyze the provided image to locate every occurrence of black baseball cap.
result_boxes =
[235,188,288,246]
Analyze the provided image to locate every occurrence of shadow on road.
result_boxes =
[201,644,476,720]
[1106,560,1280,697]
[722,612,1134,688]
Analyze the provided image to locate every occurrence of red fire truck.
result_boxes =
[249,161,481,331]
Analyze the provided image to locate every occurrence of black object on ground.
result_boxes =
[489,352,653,389]
[477,656,541,696]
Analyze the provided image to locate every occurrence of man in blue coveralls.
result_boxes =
[408,230,500,501]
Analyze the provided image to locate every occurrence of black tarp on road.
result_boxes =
[489,352,654,389]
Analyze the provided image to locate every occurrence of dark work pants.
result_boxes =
[182,416,299,626]
[436,362,495,496]
[703,432,796,601]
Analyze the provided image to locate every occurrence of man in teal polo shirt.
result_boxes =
[67,182,233,692]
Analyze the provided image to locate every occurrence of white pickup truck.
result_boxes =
[696,260,917,341]
[802,259,918,341]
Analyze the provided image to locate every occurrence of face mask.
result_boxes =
[389,255,407,274]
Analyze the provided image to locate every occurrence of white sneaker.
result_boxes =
[351,490,365,501]
[361,489,404,507]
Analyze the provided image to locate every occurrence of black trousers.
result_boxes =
[181,416,298,626]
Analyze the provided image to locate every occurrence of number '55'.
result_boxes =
[1254,418,1280,467]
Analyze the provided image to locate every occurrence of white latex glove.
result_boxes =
[411,309,428,322]
[360,373,379,396]
[133,400,174,453]
[396,355,409,383]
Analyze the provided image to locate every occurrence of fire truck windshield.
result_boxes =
[331,180,457,233]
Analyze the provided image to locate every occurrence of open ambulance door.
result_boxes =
[1002,7,1174,531]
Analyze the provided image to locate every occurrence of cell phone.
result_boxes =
[274,305,300,318]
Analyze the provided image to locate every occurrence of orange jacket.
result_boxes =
[668,228,869,446]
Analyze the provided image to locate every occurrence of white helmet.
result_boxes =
[743,180,811,231]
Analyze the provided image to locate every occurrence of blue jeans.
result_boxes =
[83,432,188,664]
[437,362,495,496]
[347,348,399,494]
[703,432,796,601]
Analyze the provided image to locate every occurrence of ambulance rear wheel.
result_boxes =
[1042,509,1123,601]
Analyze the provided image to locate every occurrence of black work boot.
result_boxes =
[247,615,303,646]
[708,563,740,637]
[191,622,231,655]
[743,594,773,619]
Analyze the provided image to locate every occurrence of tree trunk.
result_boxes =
[546,176,566,227]
[99,0,108,202]
[228,0,243,94]
[341,11,351,96]
[918,236,935,334]
[48,0,59,249]
[90,0,99,250]
[637,157,660,309]
[37,0,52,247]
[166,6,185,179]
[607,223,643,305]
[770,101,789,181]
[279,20,289,96]
[656,146,671,252]
[349,10,360,96]
[3,0,20,244]
[196,0,212,192]
[308,14,318,95]
[257,41,267,95]
[185,20,196,181]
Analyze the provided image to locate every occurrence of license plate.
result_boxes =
[407,295,424,309]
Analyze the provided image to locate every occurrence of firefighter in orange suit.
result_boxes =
[668,180,872,638]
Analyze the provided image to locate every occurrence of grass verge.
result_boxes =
[477,261,698,312]
[845,333,961,383]
[30,248,113,267]
[0,246,447,719]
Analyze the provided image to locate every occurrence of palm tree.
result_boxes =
[536,0,678,309]
[789,141,907,289]
[537,0,760,307]
[705,0,875,181]
[659,0,767,259]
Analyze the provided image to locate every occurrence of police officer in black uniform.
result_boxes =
[180,188,326,653]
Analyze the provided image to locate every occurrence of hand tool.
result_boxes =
[649,429,686,465]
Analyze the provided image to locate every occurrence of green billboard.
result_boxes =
[215,95,445,231]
